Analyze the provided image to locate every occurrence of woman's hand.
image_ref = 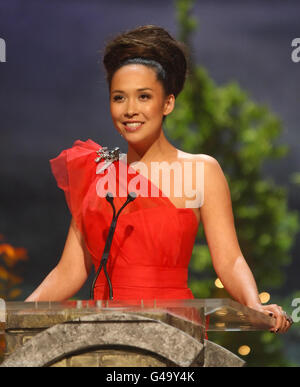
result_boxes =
[249,303,293,333]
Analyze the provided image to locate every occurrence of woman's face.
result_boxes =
[110,64,174,142]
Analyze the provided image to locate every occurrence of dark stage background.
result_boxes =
[0,0,299,303]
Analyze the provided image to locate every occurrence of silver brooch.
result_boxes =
[95,146,126,174]
[95,146,121,163]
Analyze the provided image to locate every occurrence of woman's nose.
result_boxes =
[125,99,138,117]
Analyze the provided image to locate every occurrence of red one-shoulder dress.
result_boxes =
[49,139,199,301]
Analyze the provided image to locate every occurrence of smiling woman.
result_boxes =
[103,25,187,162]
[109,64,175,141]
[24,25,292,334]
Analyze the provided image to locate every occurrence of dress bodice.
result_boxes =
[50,139,199,300]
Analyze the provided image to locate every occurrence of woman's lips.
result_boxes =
[123,122,144,132]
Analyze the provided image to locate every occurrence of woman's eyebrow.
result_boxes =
[111,87,153,93]
[137,88,153,91]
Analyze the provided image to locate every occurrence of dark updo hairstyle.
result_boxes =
[103,25,189,98]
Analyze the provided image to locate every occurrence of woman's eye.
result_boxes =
[139,94,151,100]
[112,95,124,102]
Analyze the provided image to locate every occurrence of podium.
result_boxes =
[0,298,274,367]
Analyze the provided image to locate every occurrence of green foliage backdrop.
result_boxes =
[167,0,300,366]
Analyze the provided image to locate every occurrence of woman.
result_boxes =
[26,25,292,334]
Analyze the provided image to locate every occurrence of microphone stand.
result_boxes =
[90,191,137,300]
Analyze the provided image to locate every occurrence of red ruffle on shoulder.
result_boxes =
[49,139,199,303]
[50,139,100,234]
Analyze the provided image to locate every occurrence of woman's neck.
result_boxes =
[126,129,176,165]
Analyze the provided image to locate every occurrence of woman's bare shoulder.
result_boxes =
[176,149,220,166]
[176,150,224,188]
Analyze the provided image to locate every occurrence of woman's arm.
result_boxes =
[199,155,291,333]
[25,217,93,302]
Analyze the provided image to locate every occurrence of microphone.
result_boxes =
[90,191,137,300]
